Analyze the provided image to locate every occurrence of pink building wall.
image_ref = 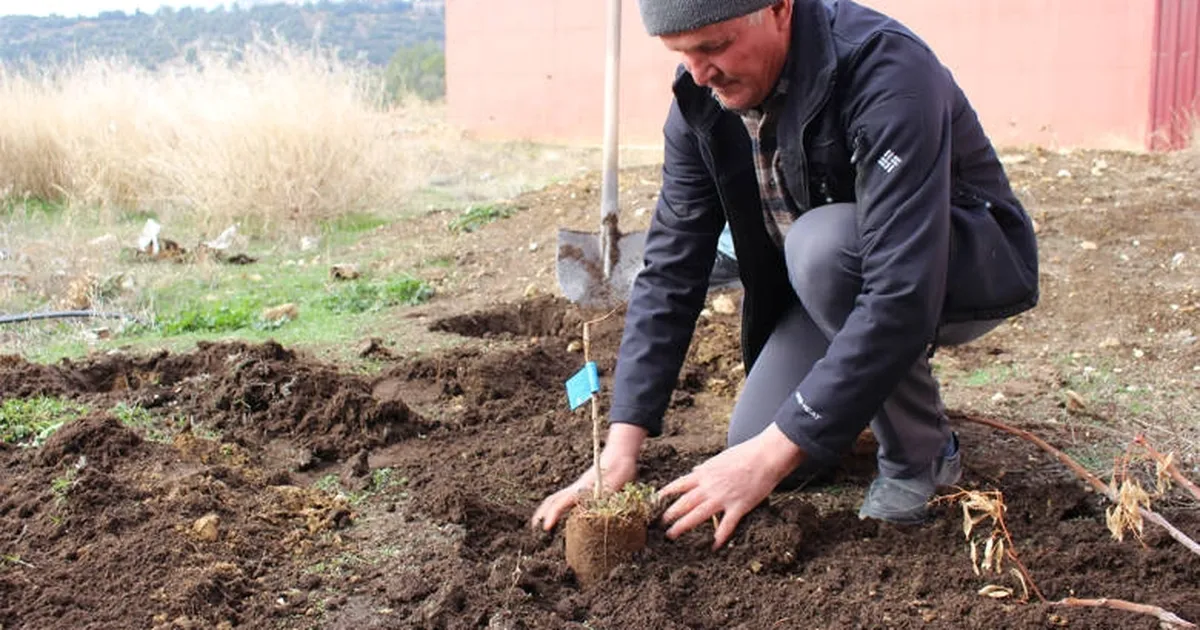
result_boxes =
[447,0,1177,151]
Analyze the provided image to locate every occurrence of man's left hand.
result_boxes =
[659,423,805,549]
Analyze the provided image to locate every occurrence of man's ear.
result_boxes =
[771,0,793,28]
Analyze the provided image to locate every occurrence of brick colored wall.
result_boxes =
[447,0,1160,150]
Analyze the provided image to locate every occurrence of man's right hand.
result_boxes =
[530,423,647,531]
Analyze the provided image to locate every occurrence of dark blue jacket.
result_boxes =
[608,0,1038,464]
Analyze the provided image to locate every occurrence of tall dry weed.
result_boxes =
[0,42,411,236]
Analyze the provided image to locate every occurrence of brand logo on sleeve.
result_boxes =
[877,149,903,173]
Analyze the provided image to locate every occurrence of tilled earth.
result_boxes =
[2,148,1200,629]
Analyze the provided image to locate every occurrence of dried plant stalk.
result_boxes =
[942,489,1195,628]
[942,490,1045,602]
[1134,434,1200,502]
[964,415,1200,557]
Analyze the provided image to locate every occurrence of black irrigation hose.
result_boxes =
[0,311,146,326]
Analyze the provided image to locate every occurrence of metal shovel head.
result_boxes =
[556,227,646,308]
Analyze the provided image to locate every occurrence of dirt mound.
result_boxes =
[0,341,435,464]
[36,412,142,467]
[430,295,593,339]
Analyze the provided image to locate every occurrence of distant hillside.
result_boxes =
[0,0,444,69]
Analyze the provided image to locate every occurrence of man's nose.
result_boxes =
[684,54,716,86]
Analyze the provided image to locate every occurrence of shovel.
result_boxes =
[556,0,647,308]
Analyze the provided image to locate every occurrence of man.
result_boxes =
[533,0,1038,550]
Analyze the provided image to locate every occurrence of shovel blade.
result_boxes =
[556,228,646,308]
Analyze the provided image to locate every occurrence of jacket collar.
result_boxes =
[672,0,839,136]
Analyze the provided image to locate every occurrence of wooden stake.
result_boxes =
[581,308,619,502]
[583,319,603,501]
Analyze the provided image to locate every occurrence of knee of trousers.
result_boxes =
[783,202,861,307]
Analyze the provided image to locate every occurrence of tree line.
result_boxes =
[0,0,446,100]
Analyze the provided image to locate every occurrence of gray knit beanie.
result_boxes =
[638,0,778,36]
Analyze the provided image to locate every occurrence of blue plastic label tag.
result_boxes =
[565,361,600,410]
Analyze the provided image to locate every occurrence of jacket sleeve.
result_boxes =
[770,33,954,464]
[608,99,724,437]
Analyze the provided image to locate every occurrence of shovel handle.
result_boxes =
[600,0,621,223]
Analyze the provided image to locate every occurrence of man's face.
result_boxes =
[660,1,792,111]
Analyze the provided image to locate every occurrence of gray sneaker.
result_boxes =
[858,433,962,525]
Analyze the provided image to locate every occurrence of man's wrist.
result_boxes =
[761,422,806,475]
[602,422,648,462]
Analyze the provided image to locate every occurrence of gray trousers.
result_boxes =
[727,203,1001,481]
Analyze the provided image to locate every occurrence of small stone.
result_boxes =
[1079,241,1098,250]
[990,392,1006,403]
[262,303,299,322]
[528,242,539,252]
[711,294,737,315]
[1064,390,1087,412]
[1133,348,1145,359]
[1056,169,1072,178]
[192,513,220,542]
[1170,252,1185,269]
[566,340,583,353]
[330,263,361,280]
[1098,337,1121,349]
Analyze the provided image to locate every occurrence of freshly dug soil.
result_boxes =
[3,148,1200,629]
[1,296,1196,629]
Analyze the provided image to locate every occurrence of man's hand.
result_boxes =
[530,423,647,531]
[659,423,805,549]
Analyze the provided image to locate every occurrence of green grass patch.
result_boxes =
[0,196,66,218]
[447,203,514,234]
[134,268,431,336]
[321,212,390,235]
[13,243,438,363]
[312,466,408,506]
[959,364,1017,387]
[0,396,88,447]
[421,254,456,269]
[110,402,180,442]
[152,297,290,335]
[319,276,434,314]
[51,467,79,504]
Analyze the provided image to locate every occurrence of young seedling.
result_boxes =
[562,311,655,587]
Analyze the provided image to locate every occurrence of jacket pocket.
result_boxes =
[944,184,1039,321]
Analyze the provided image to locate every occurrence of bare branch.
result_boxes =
[1056,597,1196,628]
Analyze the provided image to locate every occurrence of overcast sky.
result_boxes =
[1,1,231,17]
